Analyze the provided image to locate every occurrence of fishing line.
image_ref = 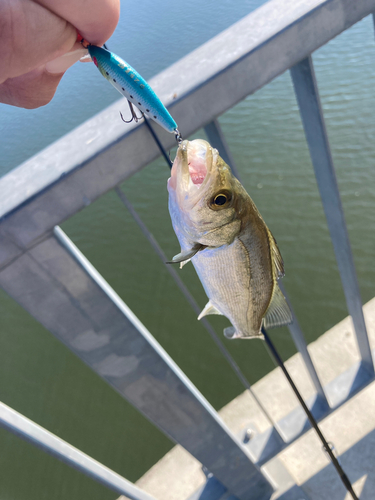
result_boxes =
[262,327,358,500]
[143,118,173,167]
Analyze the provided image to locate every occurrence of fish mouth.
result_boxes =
[168,139,215,198]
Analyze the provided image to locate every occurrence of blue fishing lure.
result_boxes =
[87,44,179,137]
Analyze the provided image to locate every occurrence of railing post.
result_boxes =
[290,56,374,376]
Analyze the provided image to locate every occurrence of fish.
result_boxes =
[167,139,292,339]
[87,45,178,134]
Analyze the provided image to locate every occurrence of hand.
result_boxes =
[0,0,120,108]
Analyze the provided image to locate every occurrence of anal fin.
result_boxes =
[263,284,293,329]
[198,301,223,320]
[224,326,264,340]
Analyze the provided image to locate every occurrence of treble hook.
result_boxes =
[120,100,144,124]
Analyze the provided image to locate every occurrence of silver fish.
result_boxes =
[167,139,292,339]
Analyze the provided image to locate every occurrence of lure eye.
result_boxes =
[210,191,232,210]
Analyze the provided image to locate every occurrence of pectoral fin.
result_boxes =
[198,301,223,320]
[263,284,293,329]
[167,244,206,265]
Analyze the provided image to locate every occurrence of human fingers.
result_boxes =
[36,0,120,46]
[37,0,121,85]
[0,0,76,83]
[0,0,120,108]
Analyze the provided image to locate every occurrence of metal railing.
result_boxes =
[0,0,375,498]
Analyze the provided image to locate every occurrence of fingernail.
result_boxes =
[79,54,92,63]
[45,48,89,74]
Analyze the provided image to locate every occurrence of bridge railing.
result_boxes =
[1,1,374,498]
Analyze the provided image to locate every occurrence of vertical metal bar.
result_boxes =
[204,119,242,180]
[278,281,329,408]
[290,56,374,375]
[0,401,157,500]
[115,186,284,442]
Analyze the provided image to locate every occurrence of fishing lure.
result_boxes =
[79,36,181,142]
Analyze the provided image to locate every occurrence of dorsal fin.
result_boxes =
[263,284,292,329]
[267,230,284,279]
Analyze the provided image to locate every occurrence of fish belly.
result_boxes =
[192,231,273,338]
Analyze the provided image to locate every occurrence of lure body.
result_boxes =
[88,45,177,134]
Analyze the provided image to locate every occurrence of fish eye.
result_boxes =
[210,191,232,209]
[214,194,227,206]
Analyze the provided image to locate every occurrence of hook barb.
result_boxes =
[120,101,144,124]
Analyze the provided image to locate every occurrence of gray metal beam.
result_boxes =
[0,227,273,500]
[2,0,375,272]
[0,401,156,500]
[290,56,374,375]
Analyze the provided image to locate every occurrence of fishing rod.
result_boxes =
[140,123,358,498]
[94,37,357,499]
[141,113,357,498]
[262,327,358,500]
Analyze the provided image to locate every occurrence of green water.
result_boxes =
[1,4,375,499]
